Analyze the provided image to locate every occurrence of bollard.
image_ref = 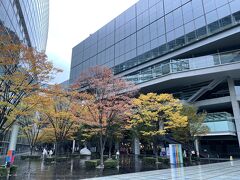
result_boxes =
[230,156,233,161]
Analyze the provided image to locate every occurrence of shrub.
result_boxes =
[30,155,41,160]
[90,152,99,159]
[55,157,69,162]
[103,155,108,160]
[20,155,41,160]
[85,159,100,169]
[158,157,170,164]
[20,155,28,160]
[28,155,41,160]
[9,165,17,175]
[183,156,200,162]
[191,156,200,161]
[0,167,7,177]
[143,157,156,166]
[70,153,79,158]
[45,157,55,163]
[104,159,118,169]
[183,157,190,162]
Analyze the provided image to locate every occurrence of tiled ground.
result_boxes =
[86,160,240,180]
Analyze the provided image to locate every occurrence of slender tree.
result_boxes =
[129,93,188,160]
[106,116,125,158]
[39,85,86,155]
[15,94,49,155]
[172,105,209,158]
[73,66,137,167]
[18,115,44,155]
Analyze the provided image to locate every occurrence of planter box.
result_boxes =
[21,155,41,160]
[10,165,17,175]
[0,167,7,177]
[85,159,100,169]
[104,159,118,169]
[143,157,156,166]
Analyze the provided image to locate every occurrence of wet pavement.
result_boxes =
[88,160,240,180]
[2,155,229,180]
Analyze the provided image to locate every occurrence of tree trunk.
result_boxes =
[153,139,159,163]
[30,146,33,155]
[188,151,192,162]
[99,132,104,168]
[55,142,58,156]
[108,138,112,159]
[59,141,65,155]
[56,141,65,156]
[187,142,192,162]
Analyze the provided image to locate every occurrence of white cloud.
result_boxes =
[46,0,138,84]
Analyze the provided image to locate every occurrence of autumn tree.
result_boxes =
[15,94,49,155]
[18,115,44,155]
[39,85,84,155]
[73,66,136,167]
[129,93,188,160]
[0,28,60,138]
[172,105,209,157]
[37,128,55,144]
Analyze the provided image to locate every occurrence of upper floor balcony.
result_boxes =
[125,49,240,85]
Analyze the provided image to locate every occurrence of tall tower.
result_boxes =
[0,0,49,51]
[0,0,50,157]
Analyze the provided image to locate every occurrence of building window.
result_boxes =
[186,31,196,43]
[219,16,232,28]
[233,11,240,22]
[196,27,207,39]
[208,21,220,34]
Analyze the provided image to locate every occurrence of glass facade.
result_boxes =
[0,0,49,51]
[70,0,240,83]
[204,112,236,134]
[70,0,240,152]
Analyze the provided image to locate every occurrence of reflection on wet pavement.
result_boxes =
[7,155,228,180]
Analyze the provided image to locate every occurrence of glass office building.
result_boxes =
[0,0,49,154]
[71,0,240,157]
[0,0,49,51]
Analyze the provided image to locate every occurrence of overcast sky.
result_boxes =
[46,0,138,84]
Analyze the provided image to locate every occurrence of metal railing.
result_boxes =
[125,49,240,84]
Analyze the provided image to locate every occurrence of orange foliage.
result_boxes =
[0,28,61,135]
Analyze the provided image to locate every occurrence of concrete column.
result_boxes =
[134,155,140,172]
[228,78,240,147]
[8,124,19,151]
[72,139,75,154]
[6,124,19,166]
[194,138,200,158]
[133,136,140,155]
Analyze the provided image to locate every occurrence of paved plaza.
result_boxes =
[87,160,240,180]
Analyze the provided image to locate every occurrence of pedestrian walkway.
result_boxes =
[87,160,240,180]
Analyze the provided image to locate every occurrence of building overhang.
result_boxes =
[194,96,231,107]
[199,132,237,136]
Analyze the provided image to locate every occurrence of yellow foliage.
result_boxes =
[129,93,187,137]
[38,127,56,143]
[37,85,85,142]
